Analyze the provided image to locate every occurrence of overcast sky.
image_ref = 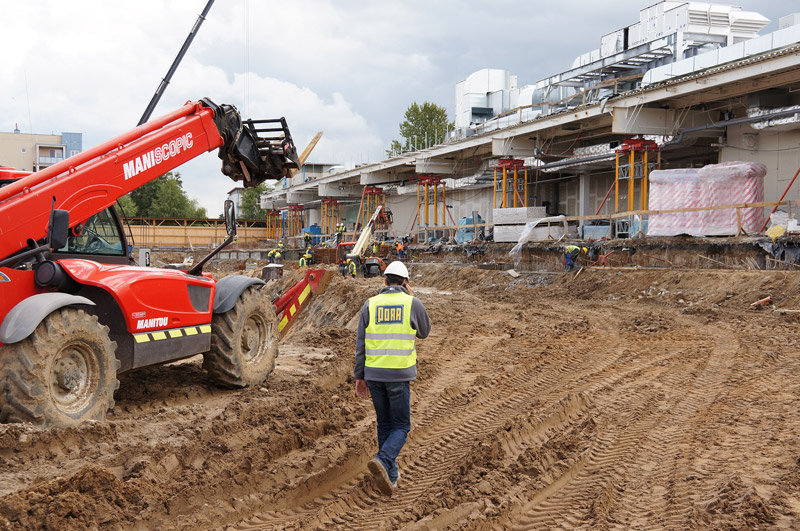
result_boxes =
[0,0,792,216]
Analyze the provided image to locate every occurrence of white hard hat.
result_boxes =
[384,261,409,279]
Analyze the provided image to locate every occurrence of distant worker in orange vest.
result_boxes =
[395,241,404,260]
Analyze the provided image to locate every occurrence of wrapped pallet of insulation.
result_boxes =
[698,161,766,235]
[647,168,702,236]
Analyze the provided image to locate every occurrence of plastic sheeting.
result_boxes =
[647,168,702,236]
[508,215,566,262]
[647,162,766,236]
[698,161,766,236]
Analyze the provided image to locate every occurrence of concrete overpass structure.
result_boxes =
[264,5,800,241]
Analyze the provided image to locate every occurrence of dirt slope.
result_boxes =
[2,265,800,529]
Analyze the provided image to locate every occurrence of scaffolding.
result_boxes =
[408,175,457,241]
[286,204,305,238]
[615,139,660,236]
[359,186,386,231]
[493,158,528,209]
[320,198,341,238]
[265,210,281,240]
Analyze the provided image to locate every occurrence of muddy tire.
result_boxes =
[204,287,278,388]
[0,308,119,428]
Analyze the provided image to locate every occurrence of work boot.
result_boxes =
[368,458,393,495]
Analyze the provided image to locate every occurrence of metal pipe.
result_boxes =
[524,169,528,207]
[760,165,800,232]
[138,0,215,125]
[493,168,497,209]
[642,150,649,211]
[502,168,507,208]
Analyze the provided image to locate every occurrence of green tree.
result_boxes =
[240,183,269,219]
[387,102,453,156]
[128,172,206,218]
[116,194,138,217]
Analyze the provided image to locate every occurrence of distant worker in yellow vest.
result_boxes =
[336,222,346,244]
[372,240,380,256]
[299,248,312,267]
[267,249,282,264]
[564,244,587,271]
[346,258,357,278]
[354,261,430,495]
[303,231,312,248]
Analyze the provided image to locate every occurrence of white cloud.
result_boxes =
[0,0,792,216]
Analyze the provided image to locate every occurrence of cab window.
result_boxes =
[61,208,124,255]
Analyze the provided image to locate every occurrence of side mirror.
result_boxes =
[224,199,237,236]
[49,209,70,250]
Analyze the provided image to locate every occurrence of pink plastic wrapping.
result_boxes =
[698,162,766,235]
[647,162,766,236]
[647,168,701,236]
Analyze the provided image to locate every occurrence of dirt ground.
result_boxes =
[3,260,800,529]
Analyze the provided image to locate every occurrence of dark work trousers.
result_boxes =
[366,380,410,483]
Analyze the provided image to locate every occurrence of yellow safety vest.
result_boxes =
[299,256,307,267]
[365,292,417,372]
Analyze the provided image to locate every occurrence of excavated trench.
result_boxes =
[2,257,800,529]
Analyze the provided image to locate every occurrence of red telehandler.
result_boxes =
[0,98,328,427]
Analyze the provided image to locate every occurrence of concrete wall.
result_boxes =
[721,124,800,205]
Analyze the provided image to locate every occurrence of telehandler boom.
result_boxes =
[0,99,324,428]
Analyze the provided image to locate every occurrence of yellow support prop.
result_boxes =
[628,150,634,212]
[615,152,620,213]
[513,168,518,208]
[434,183,438,226]
[424,183,429,226]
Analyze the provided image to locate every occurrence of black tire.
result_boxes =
[0,308,119,428]
[204,287,278,388]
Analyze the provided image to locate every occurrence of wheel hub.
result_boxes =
[241,316,265,362]
[53,358,82,391]
[49,345,96,412]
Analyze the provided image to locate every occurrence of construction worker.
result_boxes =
[299,247,312,267]
[336,222,346,244]
[354,261,431,495]
[372,240,380,256]
[564,244,588,271]
[303,231,312,248]
[346,258,357,278]
[394,240,404,260]
[268,241,283,264]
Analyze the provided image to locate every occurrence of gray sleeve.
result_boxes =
[354,300,370,380]
[410,297,431,339]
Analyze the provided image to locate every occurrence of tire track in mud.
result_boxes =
[231,312,705,529]
[231,331,624,528]
[602,328,793,529]
[505,328,735,529]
